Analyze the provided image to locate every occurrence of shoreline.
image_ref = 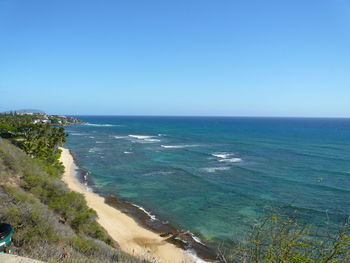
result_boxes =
[59,147,202,263]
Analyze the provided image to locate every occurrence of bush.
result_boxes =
[0,186,68,246]
[69,237,99,255]
[228,211,350,263]
[0,184,142,263]
[0,139,143,262]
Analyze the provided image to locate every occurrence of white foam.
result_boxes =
[212,152,242,163]
[188,232,206,246]
[142,171,173,176]
[212,153,234,159]
[144,138,161,142]
[219,158,242,163]
[70,133,87,136]
[132,204,156,220]
[161,144,199,149]
[161,145,184,149]
[202,167,231,173]
[89,136,95,139]
[185,250,210,263]
[123,151,132,154]
[128,135,160,143]
[128,135,154,139]
[88,147,100,153]
[85,123,118,127]
[114,136,128,139]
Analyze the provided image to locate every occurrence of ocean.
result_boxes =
[64,116,350,248]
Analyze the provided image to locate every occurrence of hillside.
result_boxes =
[0,254,44,263]
[0,138,143,262]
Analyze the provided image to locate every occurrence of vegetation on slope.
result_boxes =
[0,113,70,171]
[0,114,143,263]
[224,210,350,263]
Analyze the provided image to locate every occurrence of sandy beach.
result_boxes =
[59,147,194,263]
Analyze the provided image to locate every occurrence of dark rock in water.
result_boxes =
[105,194,218,261]
[159,232,172,237]
[165,234,188,250]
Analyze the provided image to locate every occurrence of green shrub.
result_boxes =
[228,211,350,263]
[0,129,144,262]
[0,182,142,263]
[0,186,61,246]
[69,237,99,255]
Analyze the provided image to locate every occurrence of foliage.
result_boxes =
[0,184,144,263]
[0,185,62,246]
[0,112,70,171]
[0,136,141,262]
[227,210,350,263]
[0,138,113,245]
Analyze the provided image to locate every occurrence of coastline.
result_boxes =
[59,147,196,263]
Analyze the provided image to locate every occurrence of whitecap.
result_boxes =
[144,138,161,142]
[123,151,132,154]
[128,135,154,139]
[161,144,199,149]
[70,132,87,136]
[128,135,161,143]
[161,145,184,149]
[142,171,173,176]
[114,136,128,139]
[212,153,234,159]
[89,136,95,139]
[219,158,242,163]
[84,123,119,127]
[88,147,100,153]
[202,167,231,173]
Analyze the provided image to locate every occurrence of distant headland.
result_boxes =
[0,110,83,125]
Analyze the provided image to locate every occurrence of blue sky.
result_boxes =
[0,0,349,116]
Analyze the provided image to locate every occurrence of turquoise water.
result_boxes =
[65,116,350,245]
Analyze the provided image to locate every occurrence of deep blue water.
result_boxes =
[65,116,350,244]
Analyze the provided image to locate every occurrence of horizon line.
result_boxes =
[61,114,350,119]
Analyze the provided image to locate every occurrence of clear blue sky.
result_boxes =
[1,0,349,117]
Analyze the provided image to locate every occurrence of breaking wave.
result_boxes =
[131,204,156,221]
[128,135,161,143]
[212,152,242,163]
[161,144,199,149]
[114,136,128,139]
[84,123,120,127]
[202,167,231,173]
[212,153,234,159]
[219,158,242,163]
